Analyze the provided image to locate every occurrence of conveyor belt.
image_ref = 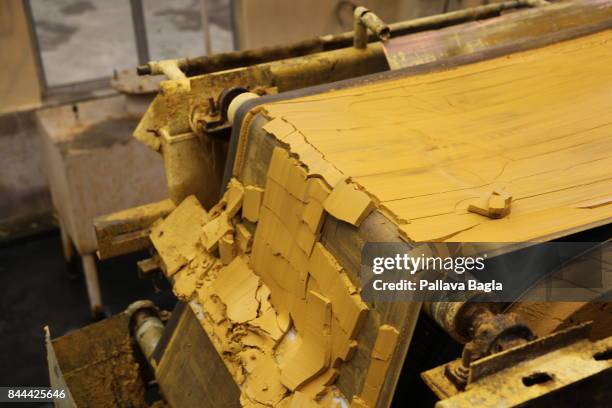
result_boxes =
[232,29,612,244]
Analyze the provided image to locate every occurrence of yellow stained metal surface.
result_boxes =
[253,30,612,243]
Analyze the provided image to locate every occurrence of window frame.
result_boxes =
[22,0,151,99]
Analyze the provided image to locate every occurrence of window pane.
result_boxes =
[206,0,233,53]
[143,0,233,61]
[30,0,139,86]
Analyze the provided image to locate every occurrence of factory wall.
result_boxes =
[0,2,52,239]
[0,0,42,114]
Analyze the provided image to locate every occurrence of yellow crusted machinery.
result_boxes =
[47,1,611,407]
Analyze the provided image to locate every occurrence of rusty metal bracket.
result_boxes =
[445,307,534,389]
[424,301,534,389]
[188,86,276,138]
[423,322,612,407]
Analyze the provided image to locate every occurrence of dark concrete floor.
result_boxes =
[0,230,176,392]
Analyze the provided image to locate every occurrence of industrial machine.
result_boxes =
[47,1,611,407]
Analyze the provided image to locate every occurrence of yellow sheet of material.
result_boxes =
[256,30,612,243]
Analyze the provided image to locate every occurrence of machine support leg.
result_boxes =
[81,253,103,317]
[58,220,73,263]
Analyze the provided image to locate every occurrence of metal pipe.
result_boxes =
[137,0,542,77]
[81,254,103,318]
[126,300,165,364]
[354,7,390,49]
[145,60,188,80]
